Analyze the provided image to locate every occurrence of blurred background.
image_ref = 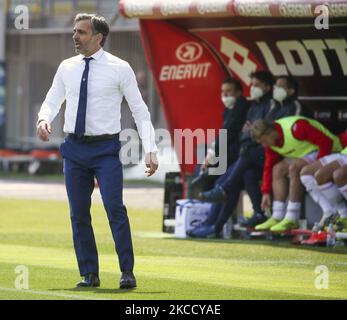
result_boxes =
[0,0,180,183]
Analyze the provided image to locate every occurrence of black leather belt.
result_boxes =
[68,133,119,143]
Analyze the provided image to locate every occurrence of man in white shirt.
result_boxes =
[37,13,158,289]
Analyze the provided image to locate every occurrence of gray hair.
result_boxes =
[74,13,109,47]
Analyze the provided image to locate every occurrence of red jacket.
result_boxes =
[261,119,347,195]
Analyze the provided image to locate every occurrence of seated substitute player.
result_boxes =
[300,144,347,232]
[251,116,343,232]
[192,73,305,238]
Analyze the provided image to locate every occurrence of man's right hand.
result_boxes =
[261,194,271,211]
[37,120,52,142]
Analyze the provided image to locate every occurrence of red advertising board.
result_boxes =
[141,20,230,174]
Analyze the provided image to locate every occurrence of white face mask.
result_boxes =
[273,85,287,103]
[221,96,236,109]
[250,86,264,100]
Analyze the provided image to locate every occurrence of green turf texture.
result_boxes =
[0,198,346,300]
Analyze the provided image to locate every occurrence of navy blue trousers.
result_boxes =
[60,136,134,276]
[211,145,265,232]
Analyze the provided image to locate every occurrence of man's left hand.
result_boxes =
[145,152,159,177]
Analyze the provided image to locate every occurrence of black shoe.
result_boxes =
[120,271,137,289]
[241,212,267,228]
[199,186,227,202]
[76,273,100,288]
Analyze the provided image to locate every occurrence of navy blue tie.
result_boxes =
[74,57,93,137]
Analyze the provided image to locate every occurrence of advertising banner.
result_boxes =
[120,0,347,19]
[141,20,230,174]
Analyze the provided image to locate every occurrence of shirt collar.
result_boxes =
[79,47,104,61]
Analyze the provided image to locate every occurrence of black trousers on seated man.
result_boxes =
[211,145,265,233]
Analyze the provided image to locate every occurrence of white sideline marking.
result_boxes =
[0,287,112,300]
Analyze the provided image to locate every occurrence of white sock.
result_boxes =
[337,207,347,219]
[319,182,343,203]
[318,182,346,217]
[285,201,301,222]
[300,175,335,216]
[272,201,286,221]
[338,184,347,201]
[300,175,320,202]
[338,185,347,218]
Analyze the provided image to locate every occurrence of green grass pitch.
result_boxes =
[0,198,346,300]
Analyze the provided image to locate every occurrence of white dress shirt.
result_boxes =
[38,48,158,154]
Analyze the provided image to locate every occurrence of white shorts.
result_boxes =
[284,151,319,165]
[320,153,347,167]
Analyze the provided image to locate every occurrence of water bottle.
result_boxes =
[298,219,307,242]
[326,223,336,248]
[312,222,320,233]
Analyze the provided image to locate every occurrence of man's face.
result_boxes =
[275,78,294,97]
[251,77,271,94]
[72,20,101,56]
[221,83,240,98]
